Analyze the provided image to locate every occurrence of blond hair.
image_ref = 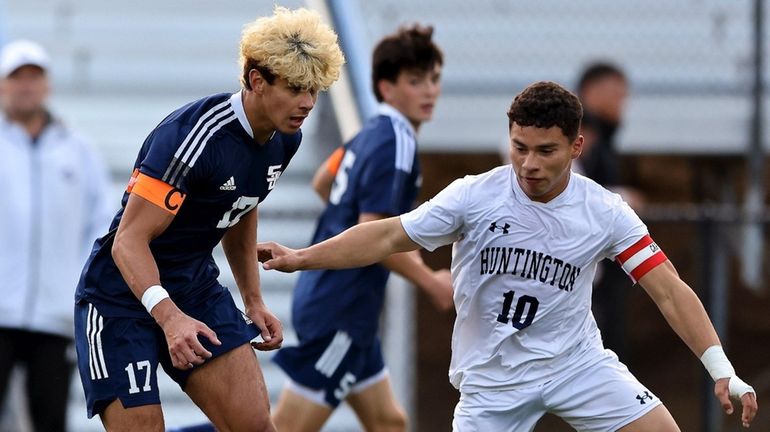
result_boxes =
[239,6,344,91]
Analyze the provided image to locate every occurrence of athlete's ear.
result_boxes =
[571,135,584,160]
[377,79,394,104]
[249,69,265,94]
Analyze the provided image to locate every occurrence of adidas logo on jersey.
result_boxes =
[220,176,236,191]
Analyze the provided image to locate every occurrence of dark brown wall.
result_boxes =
[414,152,770,431]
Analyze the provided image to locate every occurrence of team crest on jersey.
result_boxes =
[489,221,511,234]
[267,165,283,190]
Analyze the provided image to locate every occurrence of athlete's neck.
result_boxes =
[241,90,275,144]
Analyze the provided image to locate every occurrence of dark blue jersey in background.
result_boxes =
[291,104,421,347]
[75,92,301,317]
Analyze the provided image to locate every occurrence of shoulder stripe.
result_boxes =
[393,121,416,173]
[162,100,233,186]
[186,112,236,170]
[165,108,235,186]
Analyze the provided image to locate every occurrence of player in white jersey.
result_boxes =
[258,81,758,430]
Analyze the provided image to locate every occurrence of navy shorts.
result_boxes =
[74,288,259,418]
[273,330,385,407]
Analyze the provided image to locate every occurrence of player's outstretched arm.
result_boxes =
[221,207,282,351]
[638,261,758,428]
[113,193,221,369]
[259,216,420,272]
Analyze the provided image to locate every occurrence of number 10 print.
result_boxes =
[496,291,539,330]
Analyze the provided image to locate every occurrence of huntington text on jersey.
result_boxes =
[479,247,581,292]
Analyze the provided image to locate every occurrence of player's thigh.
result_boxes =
[347,373,407,432]
[101,399,164,432]
[545,350,676,431]
[185,343,273,432]
[74,302,163,419]
[272,383,334,432]
[452,387,545,432]
[617,404,679,432]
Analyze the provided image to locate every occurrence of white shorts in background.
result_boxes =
[452,350,661,432]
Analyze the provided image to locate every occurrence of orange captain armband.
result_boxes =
[126,169,187,215]
[326,147,345,176]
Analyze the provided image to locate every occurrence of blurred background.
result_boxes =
[1,0,769,430]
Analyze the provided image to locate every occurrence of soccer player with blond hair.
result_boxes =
[73,7,343,431]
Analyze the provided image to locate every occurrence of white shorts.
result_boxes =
[452,350,661,432]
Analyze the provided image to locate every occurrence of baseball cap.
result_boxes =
[0,40,50,78]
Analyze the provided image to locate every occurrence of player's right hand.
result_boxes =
[257,241,301,272]
[160,310,222,370]
[715,376,758,428]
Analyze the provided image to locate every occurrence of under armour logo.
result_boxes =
[489,221,510,234]
[636,391,653,404]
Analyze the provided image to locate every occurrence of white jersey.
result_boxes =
[400,165,666,392]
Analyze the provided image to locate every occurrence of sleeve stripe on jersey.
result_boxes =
[616,235,668,283]
[394,121,415,173]
[131,172,187,215]
[162,100,233,187]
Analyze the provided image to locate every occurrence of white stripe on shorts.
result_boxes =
[314,331,352,378]
[86,304,109,380]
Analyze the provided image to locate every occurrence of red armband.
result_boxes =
[615,235,667,283]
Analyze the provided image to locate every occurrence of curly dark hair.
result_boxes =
[507,81,583,141]
[371,24,443,102]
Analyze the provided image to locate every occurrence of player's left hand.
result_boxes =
[715,376,758,428]
[247,302,283,351]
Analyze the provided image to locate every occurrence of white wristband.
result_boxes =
[700,345,735,381]
[728,375,755,399]
[141,285,169,314]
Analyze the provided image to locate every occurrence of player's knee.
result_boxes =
[218,416,275,432]
[370,408,408,432]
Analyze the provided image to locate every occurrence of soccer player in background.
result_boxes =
[72,7,343,431]
[259,81,758,430]
[270,24,453,432]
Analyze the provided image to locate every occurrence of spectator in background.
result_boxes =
[577,62,645,361]
[0,40,113,432]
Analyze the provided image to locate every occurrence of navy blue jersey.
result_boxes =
[292,104,420,346]
[75,92,301,317]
